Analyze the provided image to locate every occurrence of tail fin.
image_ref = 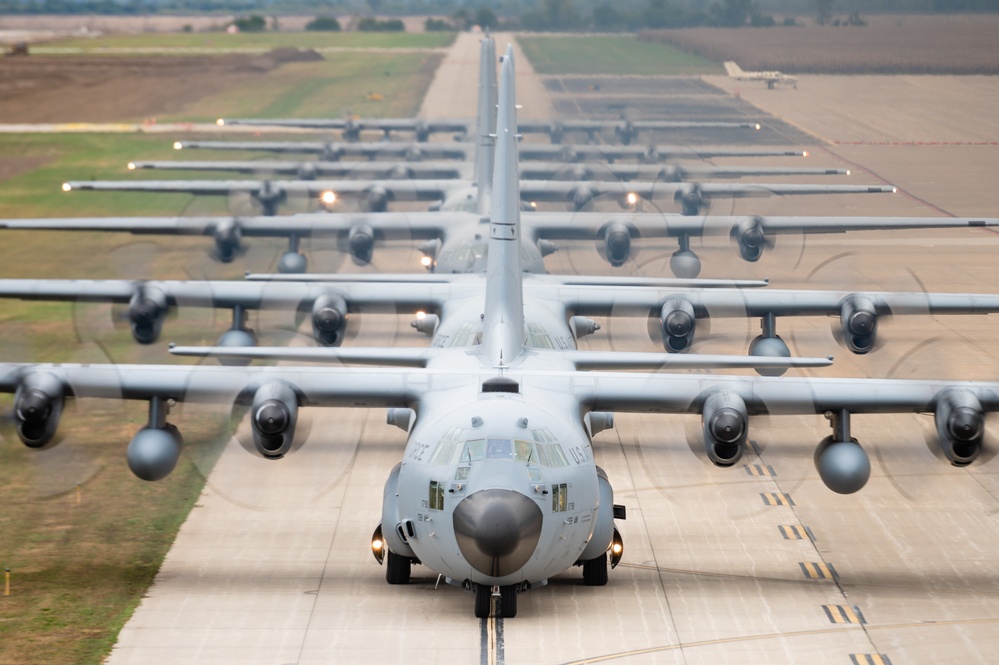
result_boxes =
[473,35,497,216]
[482,45,524,367]
[724,61,744,77]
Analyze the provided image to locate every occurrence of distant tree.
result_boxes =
[306,16,342,31]
[357,17,405,31]
[233,14,266,32]
[709,0,754,27]
[474,7,499,30]
[816,0,834,25]
[424,17,455,31]
[593,2,633,30]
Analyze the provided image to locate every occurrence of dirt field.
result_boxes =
[0,50,325,123]
[644,14,999,74]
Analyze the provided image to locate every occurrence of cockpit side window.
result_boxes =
[429,426,466,465]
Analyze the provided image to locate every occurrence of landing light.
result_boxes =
[173,142,183,150]
[415,310,426,320]
[420,256,432,268]
[626,192,638,206]
[371,525,385,565]
[529,201,537,209]
[61,183,72,192]
[320,190,337,206]
[609,527,624,569]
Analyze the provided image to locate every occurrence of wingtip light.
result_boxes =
[754,123,761,130]
[845,169,851,176]
[216,118,225,126]
[127,162,136,170]
[892,187,898,193]
[173,141,183,150]
[802,150,809,157]
[61,183,72,192]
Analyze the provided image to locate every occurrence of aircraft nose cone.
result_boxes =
[453,489,543,578]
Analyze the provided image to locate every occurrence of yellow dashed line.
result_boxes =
[744,464,776,477]
[823,604,866,624]
[799,562,838,580]
[779,524,813,540]
[850,655,892,665]
[761,492,794,506]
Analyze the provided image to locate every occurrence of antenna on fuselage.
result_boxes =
[473,35,497,216]
[482,45,525,367]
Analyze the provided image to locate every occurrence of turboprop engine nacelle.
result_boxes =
[312,294,348,347]
[213,219,242,262]
[660,298,696,353]
[362,186,389,212]
[602,222,632,267]
[14,372,64,448]
[733,217,768,262]
[701,391,748,466]
[840,296,878,354]
[128,286,168,344]
[935,389,985,466]
[571,186,597,211]
[250,382,299,459]
[348,223,376,265]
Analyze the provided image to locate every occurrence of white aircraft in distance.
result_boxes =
[5,48,999,619]
[724,61,798,89]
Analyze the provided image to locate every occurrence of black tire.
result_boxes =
[582,552,608,586]
[385,550,411,585]
[499,585,518,618]
[474,584,492,618]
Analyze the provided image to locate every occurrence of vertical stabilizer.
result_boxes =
[474,36,498,215]
[724,61,744,77]
[482,45,524,367]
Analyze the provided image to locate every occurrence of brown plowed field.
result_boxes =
[643,14,999,74]
[0,52,295,122]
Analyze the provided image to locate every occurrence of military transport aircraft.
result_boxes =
[126,157,849,184]
[3,49,999,618]
[216,112,761,145]
[58,34,891,219]
[3,210,995,279]
[724,61,798,89]
[172,138,809,164]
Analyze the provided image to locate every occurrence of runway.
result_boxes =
[107,33,999,664]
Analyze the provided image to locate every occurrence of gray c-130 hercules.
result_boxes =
[4,48,999,618]
[59,35,893,219]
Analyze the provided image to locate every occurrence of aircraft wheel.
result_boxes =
[500,585,518,618]
[474,584,492,618]
[385,550,411,585]
[582,552,608,586]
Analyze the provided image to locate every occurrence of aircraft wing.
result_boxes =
[518,180,896,214]
[0,212,464,241]
[525,213,999,241]
[0,362,425,408]
[174,141,474,161]
[128,160,467,180]
[576,371,999,415]
[0,278,464,311]
[518,163,848,182]
[556,286,999,318]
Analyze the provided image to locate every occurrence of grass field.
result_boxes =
[517,34,719,76]
[40,30,456,52]
[165,52,442,122]
[0,34,441,664]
